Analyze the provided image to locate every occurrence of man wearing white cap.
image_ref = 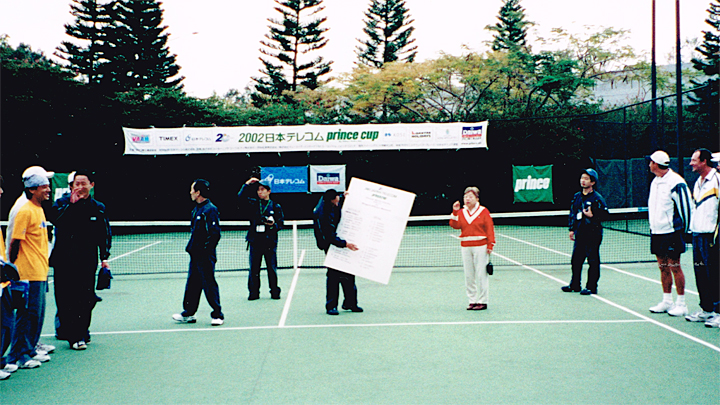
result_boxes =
[6,171,53,369]
[647,151,693,317]
[686,148,720,327]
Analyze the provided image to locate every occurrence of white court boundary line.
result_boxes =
[497,233,698,296]
[491,251,720,353]
[42,319,647,338]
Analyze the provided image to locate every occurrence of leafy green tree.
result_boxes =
[55,0,112,86]
[356,0,417,68]
[486,0,532,52]
[252,0,333,105]
[689,0,719,123]
[102,0,183,91]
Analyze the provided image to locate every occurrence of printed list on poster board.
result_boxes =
[323,178,416,284]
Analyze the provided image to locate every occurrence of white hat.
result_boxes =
[712,152,720,163]
[22,166,54,180]
[648,151,670,166]
[23,174,50,188]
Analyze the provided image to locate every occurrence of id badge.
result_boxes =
[256,225,266,233]
[577,212,582,220]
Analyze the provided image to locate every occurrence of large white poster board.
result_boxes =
[323,178,416,284]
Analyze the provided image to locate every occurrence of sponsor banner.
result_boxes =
[259,166,308,193]
[122,122,488,155]
[310,165,346,193]
[512,165,554,203]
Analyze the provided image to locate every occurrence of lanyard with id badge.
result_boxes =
[257,200,274,233]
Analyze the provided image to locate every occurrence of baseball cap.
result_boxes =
[24,174,50,188]
[583,168,598,182]
[22,166,54,180]
[647,150,670,166]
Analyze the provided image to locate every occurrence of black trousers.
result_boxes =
[248,239,280,297]
[182,253,223,320]
[325,268,357,310]
[569,231,603,291]
[54,265,96,343]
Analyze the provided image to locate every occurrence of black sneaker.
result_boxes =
[561,285,581,293]
[326,308,339,315]
[580,288,597,295]
[342,305,364,313]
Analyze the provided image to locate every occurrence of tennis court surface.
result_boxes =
[3,212,719,404]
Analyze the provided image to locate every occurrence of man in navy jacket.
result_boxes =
[313,189,361,315]
[562,168,608,296]
[173,179,224,326]
[238,177,284,300]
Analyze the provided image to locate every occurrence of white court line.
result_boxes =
[497,233,698,296]
[42,319,647,338]
[492,251,720,353]
[48,241,162,284]
[108,241,162,262]
[278,249,306,328]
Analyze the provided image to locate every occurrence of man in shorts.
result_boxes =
[647,151,693,316]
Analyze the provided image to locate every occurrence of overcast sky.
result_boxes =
[0,0,712,98]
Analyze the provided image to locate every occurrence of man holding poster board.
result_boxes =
[313,190,360,316]
[322,178,416,283]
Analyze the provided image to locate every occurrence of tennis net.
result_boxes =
[68,207,655,277]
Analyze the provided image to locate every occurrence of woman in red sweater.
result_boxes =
[449,187,495,310]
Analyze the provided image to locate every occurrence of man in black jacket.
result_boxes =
[238,177,284,300]
[562,169,608,296]
[173,179,224,326]
[313,189,361,315]
[48,170,111,350]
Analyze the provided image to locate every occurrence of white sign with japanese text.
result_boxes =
[323,178,415,285]
[122,122,488,155]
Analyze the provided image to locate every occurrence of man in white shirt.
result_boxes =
[646,151,693,317]
[685,148,720,327]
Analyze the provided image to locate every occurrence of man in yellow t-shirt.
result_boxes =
[6,173,51,369]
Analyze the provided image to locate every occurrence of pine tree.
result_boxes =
[689,0,719,121]
[102,0,183,91]
[356,0,417,68]
[253,0,333,104]
[55,0,112,85]
[486,0,532,52]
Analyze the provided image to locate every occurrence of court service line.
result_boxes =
[492,251,720,354]
[278,249,306,327]
[496,233,698,296]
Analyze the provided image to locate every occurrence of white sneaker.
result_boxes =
[211,318,224,326]
[705,315,720,328]
[3,364,18,374]
[649,301,673,313]
[667,303,689,317]
[36,343,55,354]
[0,370,10,380]
[685,310,717,322]
[172,314,197,323]
[17,359,41,369]
[71,341,87,351]
[32,353,50,363]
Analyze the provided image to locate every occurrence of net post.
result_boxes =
[292,220,298,270]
